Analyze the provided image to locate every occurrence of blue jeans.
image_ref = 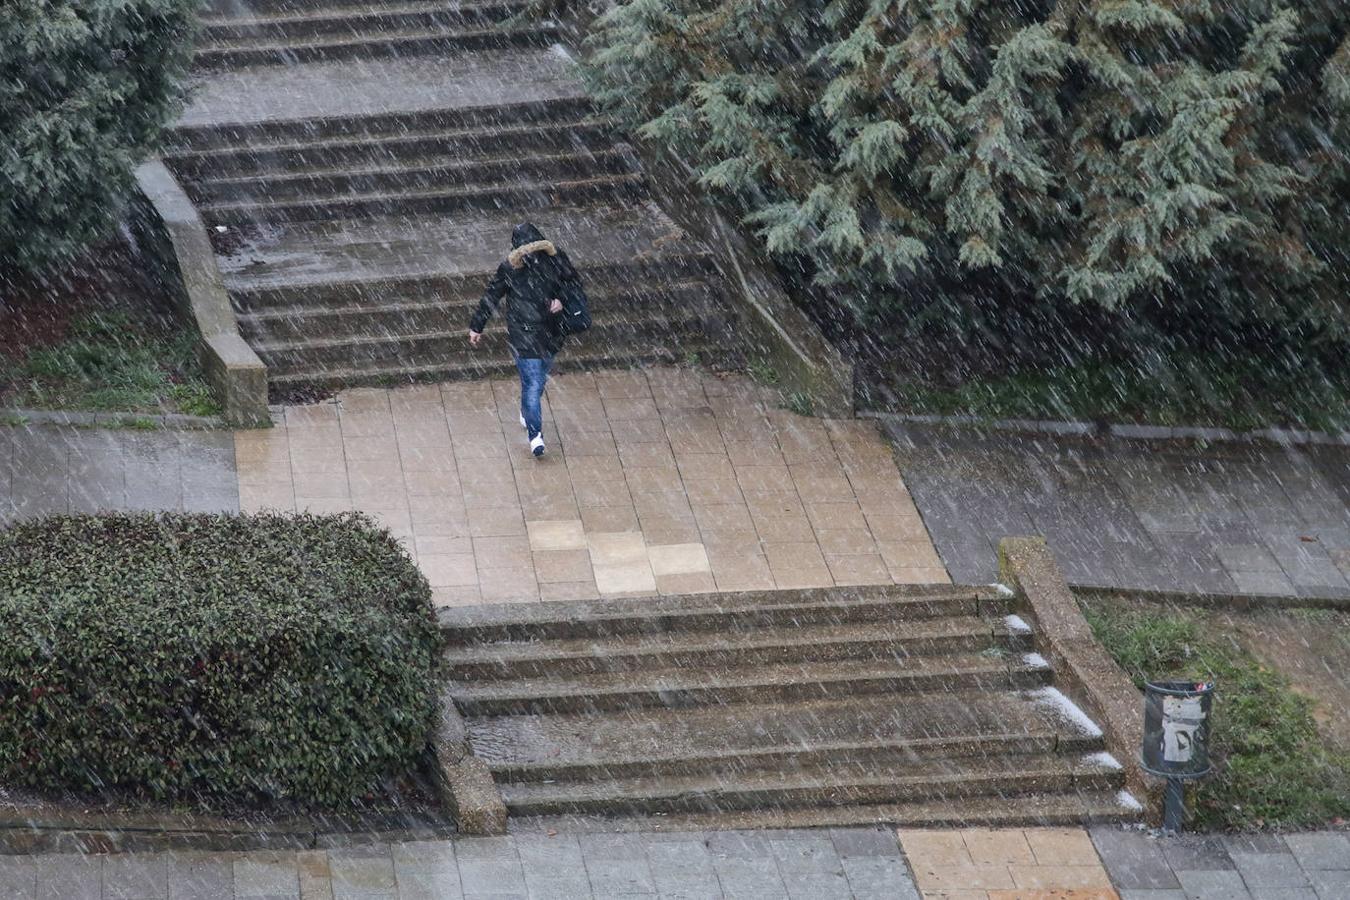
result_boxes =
[515,354,553,439]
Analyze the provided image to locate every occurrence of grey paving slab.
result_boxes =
[1307,869,1350,899]
[1229,852,1313,889]
[838,857,919,900]
[0,854,37,900]
[1282,833,1350,870]
[34,852,101,900]
[1091,827,1182,889]
[827,828,903,859]
[104,851,170,898]
[1176,868,1253,899]
[1163,836,1238,872]
[1121,892,1187,900]
[1247,889,1318,900]
[710,855,788,900]
[166,852,235,900]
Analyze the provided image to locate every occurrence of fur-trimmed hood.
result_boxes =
[508,239,557,269]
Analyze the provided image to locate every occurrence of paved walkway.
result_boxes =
[6,826,1346,898]
[0,424,237,523]
[236,368,948,607]
[887,422,1350,599]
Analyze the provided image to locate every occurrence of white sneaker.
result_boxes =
[530,434,546,457]
[519,413,527,430]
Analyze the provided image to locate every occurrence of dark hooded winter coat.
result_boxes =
[469,223,583,359]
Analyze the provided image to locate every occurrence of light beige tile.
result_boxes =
[865,513,931,542]
[581,505,640,533]
[878,540,944,570]
[1008,864,1112,890]
[473,535,532,570]
[285,403,340,427]
[419,554,478,588]
[753,515,815,544]
[611,417,669,444]
[593,561,657,595]
[403,467,462,497]
[805,501,868,531]
[560,430,618,457]
[826,553,891,586]
[624,466,684,495]
[467,506,526,537]
[619,442,676,469]
[527,519,587,551]
[706,547,775,592]
[239,482,296,513]
[647,543,711,576]
[292,469,350,499]
[539,580,602,602]
[594,370,652,399]
[233,430,292,467]
[897,831,974,869]
[478,566,539,603]
[431,585,483,608]
[603,397,660,421]
[533,549,594,584]
[911,865,1015,892]
[415,535,472,557]
[639,515,702,545]
[792,464,856,503]
[294,496,354,515]
[574,477,633,509]
[962,830,1036,867]
[342,434,400,461]
[656,571,718,595]
[1023,829,1103,867]
[355,506,412,532]
[588,531,647,566]
[815,529,877,556]
[763,541,826,569]
[891,565,951,585]
[735,464,796,494]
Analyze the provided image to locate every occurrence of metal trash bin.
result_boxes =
[1140,680,1214,830]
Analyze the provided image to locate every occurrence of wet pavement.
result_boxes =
[0,425,237,523]
[8,826,1344,897]
[887,422,1350,598]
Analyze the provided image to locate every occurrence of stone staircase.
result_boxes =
[169,5,741,396]
[440,585,1142,831]
[195,0,555,69]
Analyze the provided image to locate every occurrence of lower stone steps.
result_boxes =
[498,754,1124,818]
[444,585,1139,828]
[452,653,1052,716]
[507,790,1139,833]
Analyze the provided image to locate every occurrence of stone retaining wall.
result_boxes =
[130,160,269,427]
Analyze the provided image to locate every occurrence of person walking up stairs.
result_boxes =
[468,222,588,457]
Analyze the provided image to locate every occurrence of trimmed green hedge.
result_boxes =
[0,512,441,808]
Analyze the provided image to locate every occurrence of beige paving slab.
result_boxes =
[533,549,594,583]
[588,531,648,565]
[647,543,711,576]
[594,560,657,595]
[527,519,588,550]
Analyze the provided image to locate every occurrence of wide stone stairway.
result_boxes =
[441,584,1140,831]
[168,1,739,395]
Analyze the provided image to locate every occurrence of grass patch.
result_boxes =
[1083,599,1350,830]
[865,347,1350,433]
[1,312,220,418]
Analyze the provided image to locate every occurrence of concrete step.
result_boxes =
[206,0,463,13]
[443,617,1026,680]
[187,147,637,204]
[199,172,649,223]
[497,754,1125,818]
[236,280,727,342]
[200,1,528,41]
[506,789,1140,833]
[165,116,617,179]
[251,310,722,374]
[437,585,1009,643]
[168,96,596,151]
[264,338,727,395]
[226,253,721,311]
[194,21,558,69]
[451,653,1052,716]
[466,690,1105,783]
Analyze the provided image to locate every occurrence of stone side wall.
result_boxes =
[130,161,269,427]
[998,536,1164,824]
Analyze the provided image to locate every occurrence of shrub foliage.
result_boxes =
[0,0,199,270]
[585,1,1348,341]
[0,512,441,808]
